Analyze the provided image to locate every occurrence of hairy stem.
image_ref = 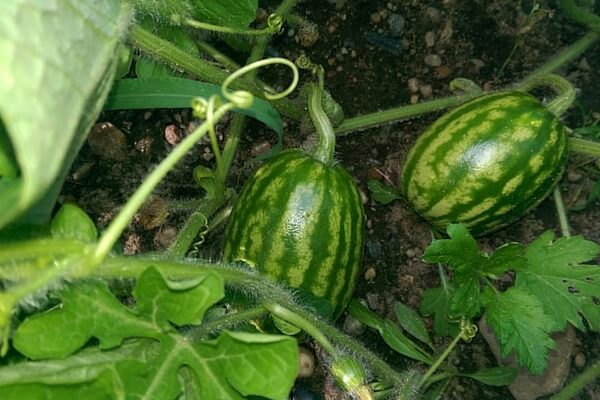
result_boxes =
[420,333,462,385]
[568,137,600,157]
[335,94,479,136]
[553,186,571,238]
[551,358,600,400]
[523,31,600,80]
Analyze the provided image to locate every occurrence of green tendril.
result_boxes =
[222,57,299,102]
[184,13,284,36]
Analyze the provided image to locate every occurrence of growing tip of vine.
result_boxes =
[267,14,284,34]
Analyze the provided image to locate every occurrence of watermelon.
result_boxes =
[401,91,568,235]
[223,84,365,318]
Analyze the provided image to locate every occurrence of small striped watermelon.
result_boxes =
[223,149,365,318]
[401,91,568,236]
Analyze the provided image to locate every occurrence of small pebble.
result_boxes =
[343,314,365,335]
[364,266,377,281]
[407,77,419,93]
[387,13,405,37]
[419,84,433,98]
[567,170,583,182]
[370,12,382,24]
[297,23,319,47]
[410,94,419,104]
[406,248,416,258]
[425,6,441,23]
[424,54,442,67]
[425,31,435,47]
[164,124,181,145]
[88,122,127,161]
[298,347,315,378]
[574,352,586,368]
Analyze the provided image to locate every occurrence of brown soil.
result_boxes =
[65,1,600,399]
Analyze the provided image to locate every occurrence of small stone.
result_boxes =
[364,266,377,281]
[328,24,336,33]
[407,77,419,93]
[164,124,181,145]
[343,314,365,335]
[153,227,177,249]
[298,347,315,378]
[567,170,583,182]
[387,13,405,37]
[410,94,419,104]
[138,196,169,230]
[370,12,381,24]
[424,54,442,67]
[419,84,433,98]
[574,352,586,368]
[251,141,272,157]
[440,20,454,43]
[425,31,435,47]
[365,293,380,310]
[435,65,453,79]
[143,111,152,120]
[88,122,127,161]
[406,248,416,258]
[425,6,441,23]
[135,137,154,156]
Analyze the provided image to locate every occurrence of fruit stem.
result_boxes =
[512,73,575,117]
[309,83,336,164]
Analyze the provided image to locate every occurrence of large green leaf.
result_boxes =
[0,0,132,228]
[104,78,284,136]
[5,266,298,399]
[191,0,258,29]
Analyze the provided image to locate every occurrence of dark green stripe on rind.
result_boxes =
[224,149,365,317]
[400,91,567,235]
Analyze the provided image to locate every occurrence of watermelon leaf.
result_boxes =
[5,266,298,399]
[484,288,555,374]
[515,231,600,332]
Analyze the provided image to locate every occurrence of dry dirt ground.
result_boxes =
[66,1,600,399]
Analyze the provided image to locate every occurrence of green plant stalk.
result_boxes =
[551,358,600,400]
[129,25,303,121]
[420,332,462,385]
[196,40,240,71]
[263,302,338,356]
[334,94,479,136]
[183,18,275,36]
[512,74,575,117]
[523,31,600,80]
[557,0,600,31]
[553,186,571,238]
[218,113,246,183]
[568,137,600,157]
[188,305,267,339]
[308,83,336,164]
[93,103,235,264]
[167,191,228,257]
[0,239,91,261]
